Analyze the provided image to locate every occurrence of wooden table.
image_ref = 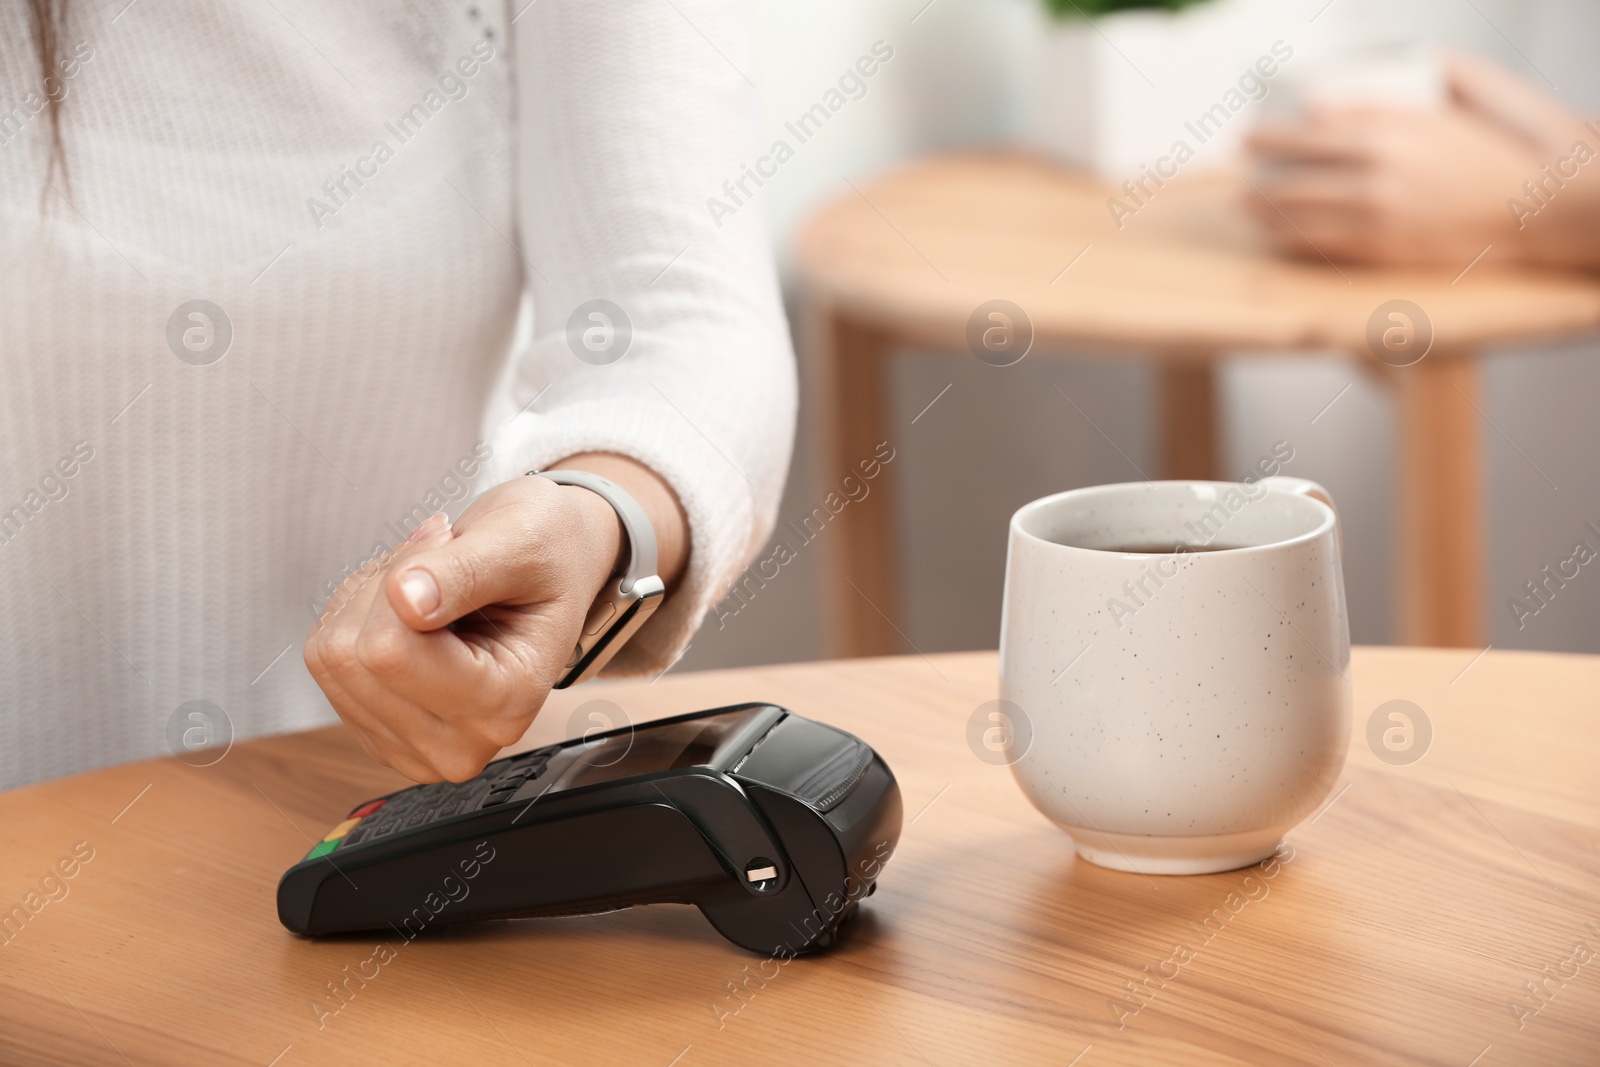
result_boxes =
[3,648,1597,1066]
[795,154,1600,653]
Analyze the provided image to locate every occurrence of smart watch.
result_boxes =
[532,469,665,688]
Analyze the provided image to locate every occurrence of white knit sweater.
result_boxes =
[0,0,795,790]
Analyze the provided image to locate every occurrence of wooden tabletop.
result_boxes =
[2,647,1596,1066]
[794,153,1600,357]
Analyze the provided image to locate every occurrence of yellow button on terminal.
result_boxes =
[323,817,361,843]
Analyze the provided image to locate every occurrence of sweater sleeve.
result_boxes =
[487,0,797,675]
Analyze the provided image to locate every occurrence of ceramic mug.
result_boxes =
[1260,34,1444,123]
[998,478,1350,875]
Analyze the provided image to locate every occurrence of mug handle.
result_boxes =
[1258,476,1340,550]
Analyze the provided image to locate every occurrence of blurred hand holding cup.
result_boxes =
[998,477,1350,875]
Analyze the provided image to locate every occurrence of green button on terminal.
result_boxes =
[303,839,338,861]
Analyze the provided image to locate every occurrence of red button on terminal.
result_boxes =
[349,799,386,818]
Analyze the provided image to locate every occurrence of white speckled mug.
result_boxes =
[999,478,1350,875]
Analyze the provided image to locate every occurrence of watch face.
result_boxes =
[531,471,666,689]
[556,575,664,690]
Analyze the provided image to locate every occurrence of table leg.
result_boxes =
[1394,353,1485,647]
[803,305,903,658]
[1159,361,1220,480]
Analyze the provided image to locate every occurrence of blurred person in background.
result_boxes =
[0,1,795,789]
[1247,52,1600,269]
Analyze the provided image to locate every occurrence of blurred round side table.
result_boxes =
[794,153,1600,655]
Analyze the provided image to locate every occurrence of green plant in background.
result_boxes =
[1042,0,1217,17]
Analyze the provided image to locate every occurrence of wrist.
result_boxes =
[558,483,628,601]
[1522,175,1600,270]
[548,452,689,591]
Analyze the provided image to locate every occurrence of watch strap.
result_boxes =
[531,469,658,594]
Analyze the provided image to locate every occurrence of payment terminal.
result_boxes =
[277,704,902,954]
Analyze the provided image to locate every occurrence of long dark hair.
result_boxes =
[27,0,70,191]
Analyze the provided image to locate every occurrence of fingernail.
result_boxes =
[399,569,440,617]
[407,512,446,544]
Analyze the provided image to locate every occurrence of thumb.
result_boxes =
[385,510,533,631]
[1446,52,1569,149]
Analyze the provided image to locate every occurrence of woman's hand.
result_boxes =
[1245,53,1600,268]
[304,453,687,783]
